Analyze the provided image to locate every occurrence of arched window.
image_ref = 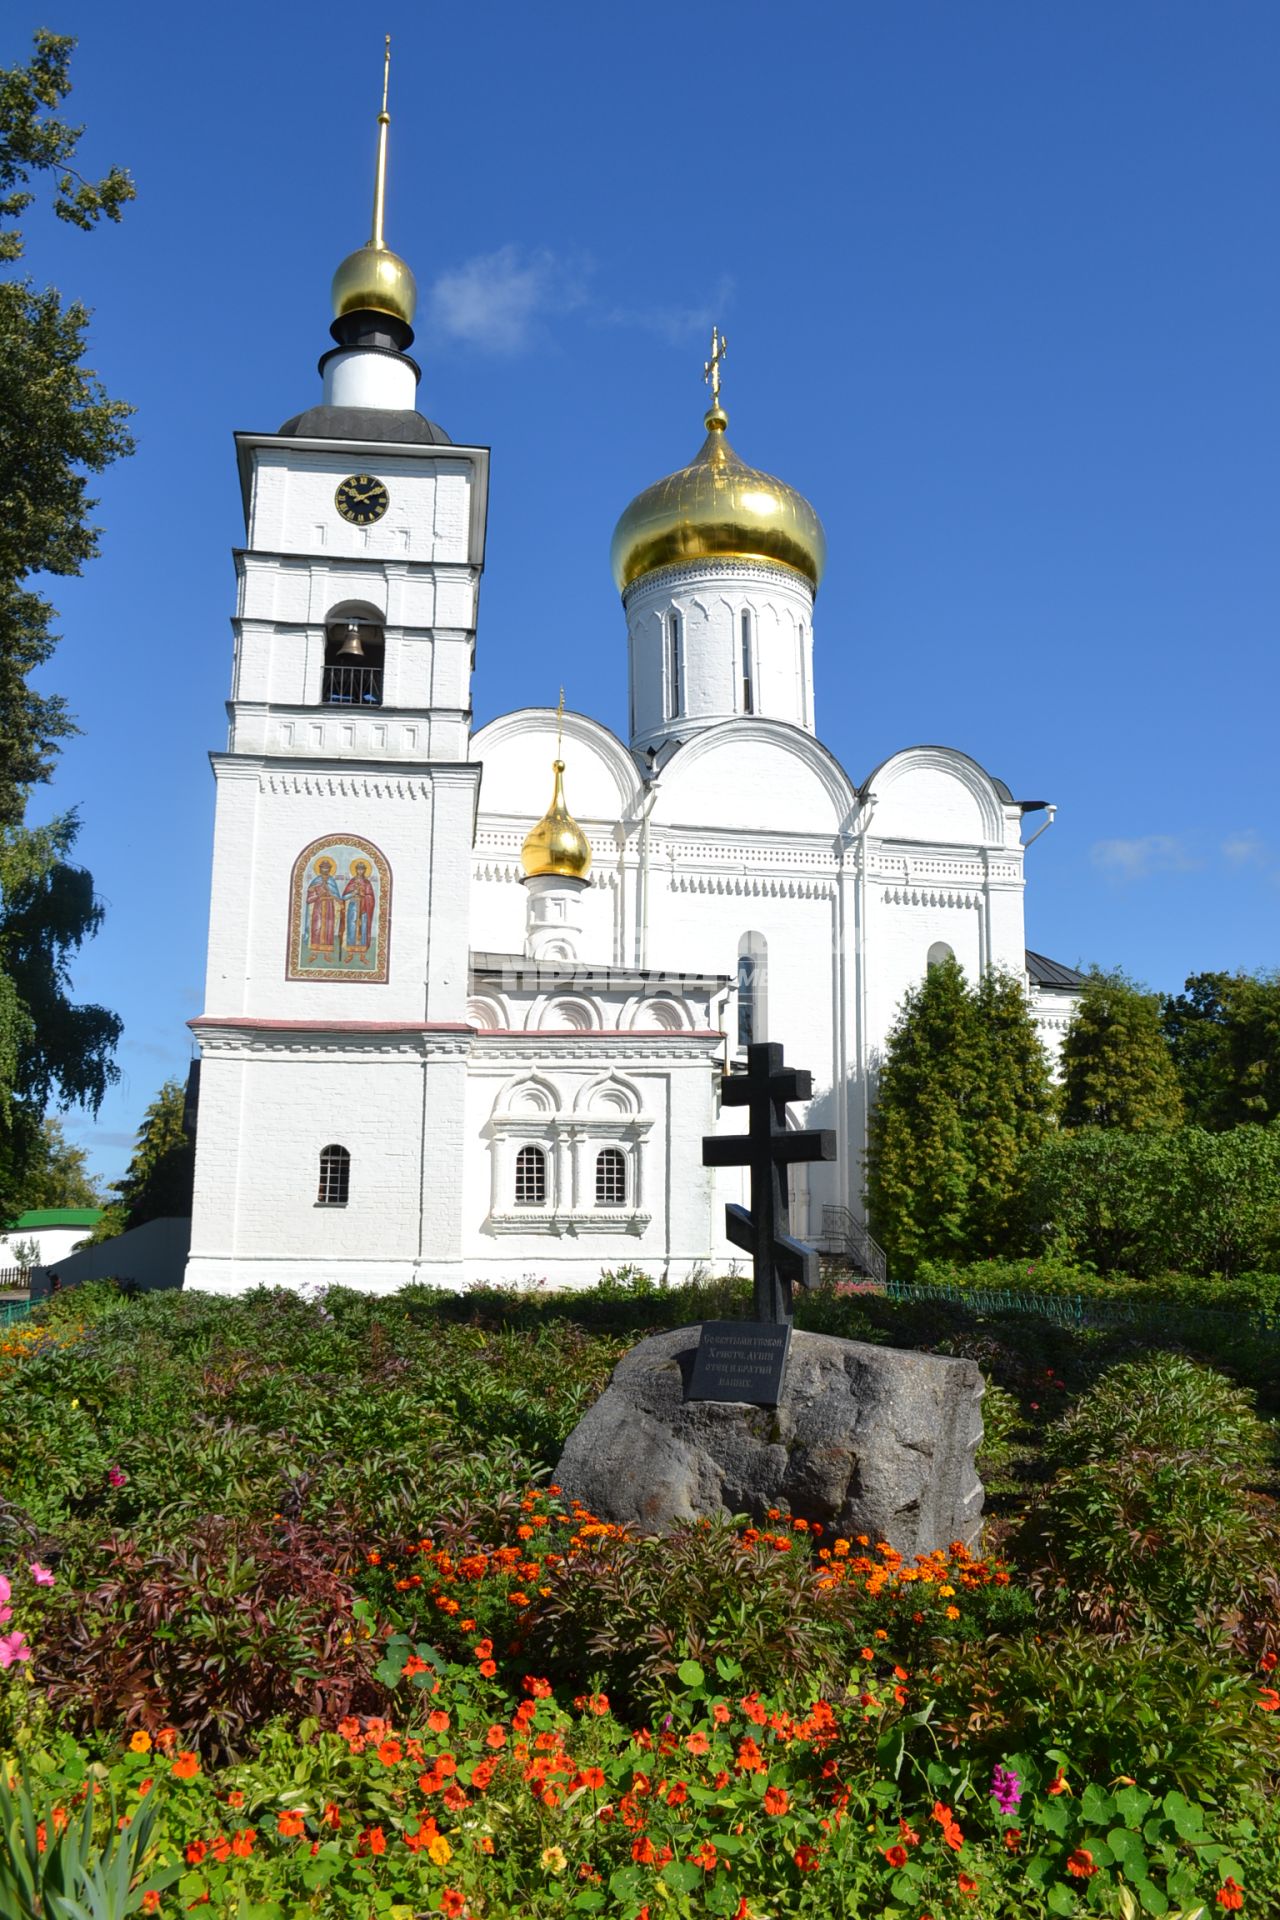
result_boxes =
[317,1144,351,1206]
[514,1145,547,1206]
[737,931,768,1049]
[927,941,955,971]
[740,610,754,714]
[595,1147,627,1207]
[666,611,683,720]
[322,611,385,707]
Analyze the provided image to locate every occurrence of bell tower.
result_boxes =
[186,44,488,1294]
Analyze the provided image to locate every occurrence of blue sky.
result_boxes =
[8,1,1279,1184]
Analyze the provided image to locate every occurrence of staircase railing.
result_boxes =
[821,1205,889,1285]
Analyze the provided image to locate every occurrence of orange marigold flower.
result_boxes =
[1066,1849,1098,1879]
[1217,1879,1245,1910]
[427,1709,451,1734]
[129,1731,151,1754]
[883,1844,908,1867]
[509,1592,529,1607]
[945,1605,961,1620]
[276,1809,305,1838]
[171,1752,199,1781]
[763,1786,790,1816]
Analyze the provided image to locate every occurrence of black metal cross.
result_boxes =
[702,1041,837,1325]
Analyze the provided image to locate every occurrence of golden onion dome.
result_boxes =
[521,760,593,881]
[331,243,417,328]
[610,403,826,594]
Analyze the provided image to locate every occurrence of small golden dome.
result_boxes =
[331,243,417,328]
[521,760,593,880]
[611,404,826,594]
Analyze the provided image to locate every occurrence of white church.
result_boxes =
[185,79,1083,1296]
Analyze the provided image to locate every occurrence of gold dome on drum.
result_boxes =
[610,403,826,594]
[521,760,593,881]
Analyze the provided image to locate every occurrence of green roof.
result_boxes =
[5,1208,103,1231]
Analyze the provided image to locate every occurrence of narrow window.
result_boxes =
[740,610,754,714]
[515,1144,547,1206]
[927,941,955,971]
[666,611,683,720]
[799,620,810,727]
[317,1144,351,1206]
[737,932,768,1049]
[595,1147,627,1207]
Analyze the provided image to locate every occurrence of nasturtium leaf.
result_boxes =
[1162,1792,1205,1842]
[1115,1787,1154,1828]
[709,1833,745,1855]
[661,1859,704,1893]
[1038,1798,1070,1836]
[1135,1879,1170,1916]
[609,1866,645,1902]
[1046,1884,1077,1916]
[677,1659,705,1689]
[1081,1783,1116,1825]
[1107,1827,1149,1877]
[572,1894,607,1912]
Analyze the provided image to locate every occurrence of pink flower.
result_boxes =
[107,1467,126,1489]
[29,1563,54,1588]
[0,1631,31,1669]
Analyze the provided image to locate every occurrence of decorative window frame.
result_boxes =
[484,1072,652,1236]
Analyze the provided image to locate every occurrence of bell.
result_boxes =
[334,622,366,661]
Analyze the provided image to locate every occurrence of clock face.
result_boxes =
[334,473,390,526]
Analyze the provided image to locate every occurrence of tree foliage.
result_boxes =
[93,1079,194,1242]
[1058,968,1184,1131]
[11,1113,101,1210]
[1163,970,1280,1131]
[1022,1122,1280,1278]
[0,31,131,1209]
[865,957,1052,1272]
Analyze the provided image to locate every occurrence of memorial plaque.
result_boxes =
[687,1319,792,1406]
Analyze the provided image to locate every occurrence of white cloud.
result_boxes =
[426,246,588,354]
[1090,835,1200,880]
[602,275,737,348]
[1222,830,1268,869]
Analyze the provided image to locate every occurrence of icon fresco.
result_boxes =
[287,835,391,982]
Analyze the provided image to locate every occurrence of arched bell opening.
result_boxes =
[322,604,385,707]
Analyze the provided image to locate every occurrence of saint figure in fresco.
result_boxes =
[305,856,343,956]
[342,859,377,963]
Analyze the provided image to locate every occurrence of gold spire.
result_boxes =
[331,35,418,329]
[521,709,593,881]
[609,329,826,593]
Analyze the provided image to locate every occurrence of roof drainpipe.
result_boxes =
[1021,801,1057,851]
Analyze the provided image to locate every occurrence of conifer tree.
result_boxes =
[1163,970,1280,1130]
[865,957,1052,1270]
[93,1081,193,1242]
[1059,968,1184,1131]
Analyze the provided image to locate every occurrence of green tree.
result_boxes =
[10,1114,101,1210]
[1058,968,1184,1131]
[0,32,132,1209]
[93,1080,194,1242]
[865,957,1052,1271]
[1163,970,1280,1130]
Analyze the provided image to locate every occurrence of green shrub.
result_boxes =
[1045,1353,1274,1476]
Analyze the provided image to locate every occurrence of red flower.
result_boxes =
[763,1786,790,1816]
[688,1841,718,1871]
[484,1723,506,1748]
[577,1767,606,1790]
[1217,1880,1244,1911]
[184,1841,207,1866]
[141,1895,160,1914]
[357,1826,387,1857]
[523,1675,552,1698]
[667,1782,688,1807]
[427,1709,451,1734]
[171,1751,200,1781]
[1067,1849,1098,1879]
[470,1760,496,1791]
[1260,1651,1277,1673]
[478,1658,497,1677]
[1259,1688,1280,1712]
[883,1844,908,1867]
[736,1737,765,1773]
[226,1790,245,1809]
[1003,1828,1022,1853]
[440,1893,465,1918]
[276,1810,305,1838]
[958,1872,979,1897]
[377,1738,403,1766]
[685,1731,710,1756]
[230,1828,256,1858]
[589,1692,609,1715]
[1046,1772,1070,1795]
[794,1843,820,1871]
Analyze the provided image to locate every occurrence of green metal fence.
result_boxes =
[0,1299,32,1329]
[879,1278,1280,1342]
